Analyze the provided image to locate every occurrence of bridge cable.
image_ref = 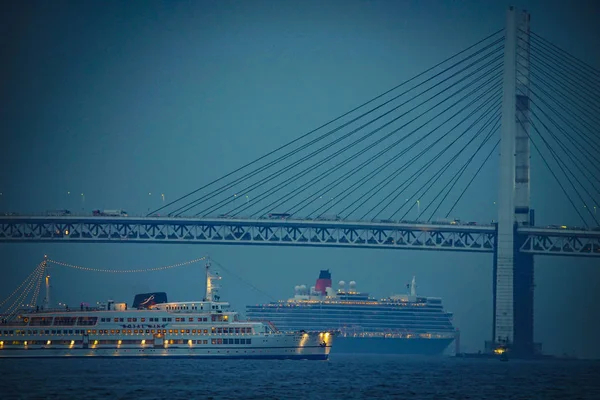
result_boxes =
[518,45,600,145]
[521,33,600,108]
[248,70,504,219]
[341,94,501,220]
[198,54,504,217]
[389,111,501,222]
[517,85,600,226]
[524,47,600,130]
[416,116,501,222]
[518,78,600,192]
[515,61,600,173]
[283,83,502,218]
[187,47,505,217]
[445,138,501,219]
[350,93,502,221]
[426,121,501,220]
[516,118,590,227]
[528,30,600,84]
[151,30,504,217]
[521,36,600,111]
[376,106,500,221]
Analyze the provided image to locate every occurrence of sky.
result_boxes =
[1,0,599,358]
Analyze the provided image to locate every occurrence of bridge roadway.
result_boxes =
[0,215,598,257]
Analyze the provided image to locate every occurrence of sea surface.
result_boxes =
[0,355,599,399]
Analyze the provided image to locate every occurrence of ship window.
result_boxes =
[119,318,124,322]
[141,318,146,322]
[211,339,216,345]
[146,330,150,334]
[127,318,132,322]
[186,330,190,334]
[202,340,208,344]
[203,318,207,322]
[211,327,216,333]
[247,339,252,345]
[180,330,185,334]
[77,317,98,326]
[162,318,167,322]
[114,318,118,322]
[168,318,172,322]
[132,318,137,322]
[203,329,208,334]
[217,328,222,334]
[234,339,239,344]
[188,318,193,322]
[217,339,223,344]
[235,328,240,334]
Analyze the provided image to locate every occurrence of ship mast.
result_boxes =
[204,258,221,302]
[43,255,51,310]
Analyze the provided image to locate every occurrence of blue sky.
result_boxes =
[1,0,599,357]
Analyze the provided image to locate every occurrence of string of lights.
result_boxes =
[29,260,47,309]
[4,264,41,317]
[0,262,43,309]
[46,256,207,273]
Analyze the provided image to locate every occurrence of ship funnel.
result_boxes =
[410,276,417,296]
[315,269,332,295]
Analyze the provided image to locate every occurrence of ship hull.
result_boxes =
[333,336,453,355]
[0,345,331,359]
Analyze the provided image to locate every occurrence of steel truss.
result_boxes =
[0,217,598,256]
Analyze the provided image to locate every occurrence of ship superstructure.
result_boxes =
[0,261,334,359]
[246,270,456,355]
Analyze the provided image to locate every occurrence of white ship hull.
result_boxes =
[0,345,330,359]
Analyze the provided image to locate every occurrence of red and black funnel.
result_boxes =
[315,270,332,295]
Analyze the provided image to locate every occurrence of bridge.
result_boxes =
[2,7,599,356]
[0,215,599,257]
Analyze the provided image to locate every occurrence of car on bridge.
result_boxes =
[93,209,128,217]
[268,213,291,220]
[46,209,71,216]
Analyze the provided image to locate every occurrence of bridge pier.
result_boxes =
[492,6,536,357]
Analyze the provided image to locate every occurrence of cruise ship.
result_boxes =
[0,262,334,359]
[246,270,456,355]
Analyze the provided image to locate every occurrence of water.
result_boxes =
[1,355,599,399]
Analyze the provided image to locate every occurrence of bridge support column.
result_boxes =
[494,6,532,354]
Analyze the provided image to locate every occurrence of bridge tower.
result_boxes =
[493,6,535,356]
